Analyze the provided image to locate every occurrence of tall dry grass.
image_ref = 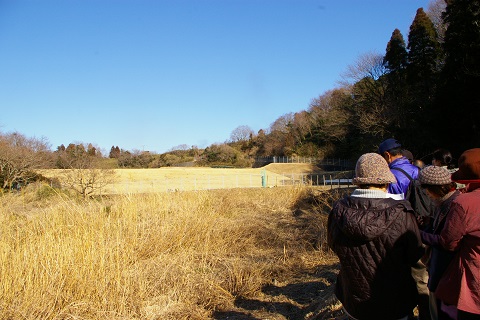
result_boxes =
[0,184,340,319]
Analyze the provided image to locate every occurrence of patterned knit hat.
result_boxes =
[418,166,451,185]
[353,153,396,185]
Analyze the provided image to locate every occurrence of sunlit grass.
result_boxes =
[0,185,338,319]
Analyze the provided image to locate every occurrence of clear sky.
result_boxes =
[0,0,430,154]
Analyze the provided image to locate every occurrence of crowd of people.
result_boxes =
[327,139,480,320]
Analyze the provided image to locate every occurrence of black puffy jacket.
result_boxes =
[328,195,424,320]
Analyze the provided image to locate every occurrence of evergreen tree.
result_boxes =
[109,146,121,158]
[383,29,409,140]
[87,144,97,157]
[434,0,480,157]
[405,8,441,153]
[384,29,408,73]
[407,8,441,101]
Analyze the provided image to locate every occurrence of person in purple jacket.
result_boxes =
[378,138,420,199]
[378,138,429,320]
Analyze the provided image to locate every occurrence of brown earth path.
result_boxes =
[211,187,350,320]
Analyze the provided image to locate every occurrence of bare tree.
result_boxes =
[340,51,387,85]
[426,0,447,43]
[269,113,294,134]
[260,113,296,156]
[230,125,254,143]
[61,165,116,199]
[291,111,313,141]
[340,52,390,138]
[56,143,116,199]
[170,144,190,151]
[0,131,52,190]
[308,88,352,143]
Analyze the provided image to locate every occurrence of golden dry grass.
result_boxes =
[40,165,334,194]
[109,167,282,193]
[0,182,346,319]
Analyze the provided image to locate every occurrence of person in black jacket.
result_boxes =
[328,153,425,320]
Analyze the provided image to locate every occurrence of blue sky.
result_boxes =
[0,0,430,154]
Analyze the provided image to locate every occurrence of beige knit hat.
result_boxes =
[353,153,396,185]
[419,166,452,185]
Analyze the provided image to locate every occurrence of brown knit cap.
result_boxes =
[451,148,480,182]
[418,166,451,185]
[352,153,396,185]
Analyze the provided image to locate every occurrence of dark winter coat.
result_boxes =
[422,190,460,292]
[328,195,424,320]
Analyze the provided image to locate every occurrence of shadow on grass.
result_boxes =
[212,267,343,320]
[213,188,347,320]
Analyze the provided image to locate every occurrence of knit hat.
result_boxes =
[378,138,402,154]
[451,148,480,183]
[418,166,451,185]
[352,153,396,185]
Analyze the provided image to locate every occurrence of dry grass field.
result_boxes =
[40,163,340,195]
[0,166,350,320]
[107,163,327,194]
[108,167,276,193]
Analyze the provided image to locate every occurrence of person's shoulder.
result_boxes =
[397,160,419,176]
[387,197,413,211]
[368,197,413,212]
[453,188,480,205]
[390,157,413,169]
[408,163,420,177]
[332,194,352,209]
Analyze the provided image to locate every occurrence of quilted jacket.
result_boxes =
[328,195,424,320]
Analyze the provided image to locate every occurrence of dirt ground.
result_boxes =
[211,263,347,320]
[211,187,350,320]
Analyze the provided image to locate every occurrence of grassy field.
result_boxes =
[40,163,344,195]
[108,167,277,193]
[2,166,349,318]
[0,177,347,319]
[108,163,334,193]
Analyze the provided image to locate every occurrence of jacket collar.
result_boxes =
[389,157,410,168]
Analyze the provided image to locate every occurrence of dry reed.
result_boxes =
[0,184,339,319]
